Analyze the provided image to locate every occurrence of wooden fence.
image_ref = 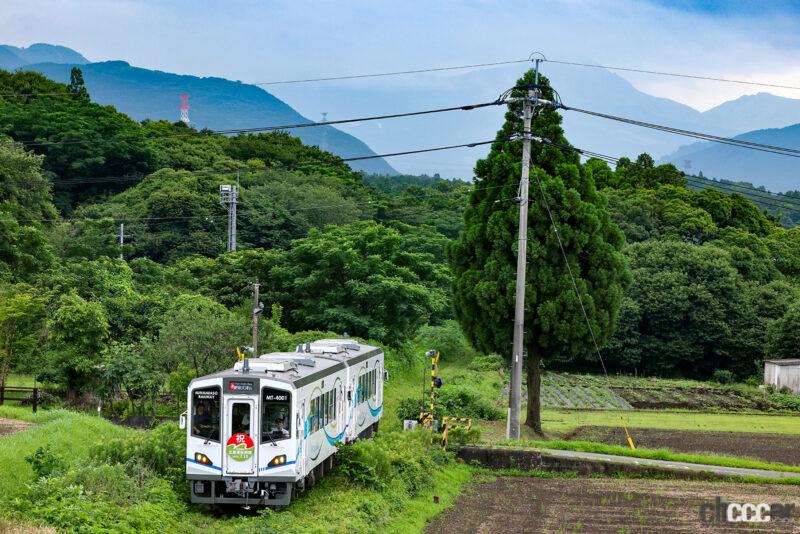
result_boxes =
[0,386,39,412]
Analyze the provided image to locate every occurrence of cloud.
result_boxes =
[3,0,800,176]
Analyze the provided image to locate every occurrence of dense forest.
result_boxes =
[1,68,799,415]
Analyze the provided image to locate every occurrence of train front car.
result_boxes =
[185,373,297,506]
[183,339,384,507]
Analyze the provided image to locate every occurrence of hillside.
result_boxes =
[661,123,800,192]
[28,61,396,176]
[0,43,395,176]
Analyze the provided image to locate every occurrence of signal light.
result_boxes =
[194,452,213,466]
[268,454,287,467]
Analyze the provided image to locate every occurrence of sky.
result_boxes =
[2,0,800,177]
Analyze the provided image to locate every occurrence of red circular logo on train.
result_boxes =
[225,433,254,461]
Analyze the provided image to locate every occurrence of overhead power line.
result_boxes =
[251,59,531,86]
[17,137,503,188]
[542,139,800,215]
[247,57,800,91]
[545,59,800,92]
[18,99,504,148]
[558,104,800,158]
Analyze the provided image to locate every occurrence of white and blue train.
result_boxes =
[181,339,385,506]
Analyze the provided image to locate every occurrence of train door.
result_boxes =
[223,398,257,476]
[298,400,306,476]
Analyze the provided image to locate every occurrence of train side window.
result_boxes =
[261,388,291,442]
[323,392,329,426]
[311,397,317,432]
[191,387,220,442]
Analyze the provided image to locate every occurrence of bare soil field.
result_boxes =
[567,426,800,466]
[0,417,31,437]
[426,476,800,533]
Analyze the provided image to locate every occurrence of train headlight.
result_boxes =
[194,452,213,466]
[268,454,287,467]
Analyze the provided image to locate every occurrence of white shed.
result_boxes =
[764,359,800,393]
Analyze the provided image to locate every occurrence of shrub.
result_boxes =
[437,386,504,420]
[467,353,504,371]
[413,321,476,362]
[8,477,191,534]
[396,385,503,424]
[744,376,761,387]
[395,398,424,423]
[25,446,66,479]
[444,426,482,451]
[90,422,184,488]
[712,369,736,384]
[337,430,449,497]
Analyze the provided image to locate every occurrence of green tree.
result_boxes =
[271,221,447,345]
[616,240,755,377]
[67,67,89,100]
[0,284,45,387]
[449,70,630,433]
[768,303,800,360]
[0,136,58,225]
[101,340,164,415]
[0,70,158,209]
[0,206,55,281]
[156,294,247,376]
[44,293,109,401]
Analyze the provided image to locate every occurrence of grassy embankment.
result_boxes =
[0,352,472,534]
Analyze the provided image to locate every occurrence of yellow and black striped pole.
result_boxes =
[419,350,440,428]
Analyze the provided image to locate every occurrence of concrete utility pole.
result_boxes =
[508,59,541,440]
[117,222,129,260]
[251,282,264,358]
[320,112,328,153]
[219,184,238,252]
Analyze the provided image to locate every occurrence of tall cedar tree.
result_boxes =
[449,70,630,433]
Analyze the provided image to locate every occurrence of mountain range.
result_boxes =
[2,43,799,190]
[659,123,800,192]
[0,44,396,176]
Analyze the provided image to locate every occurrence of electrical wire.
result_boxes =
[9,136,504,188]
[541,138,800,215]
[544,59,800,92]
[17,99,505,148]
[559,104,800,158]
[4,176,513,227]
[4,56,797,92]
[250,60,531,85]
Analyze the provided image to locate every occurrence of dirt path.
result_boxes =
[0,417,32,437]
[567,426,800,466]
[426,476,800,533]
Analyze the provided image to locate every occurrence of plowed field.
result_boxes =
[426,476,800,533]
[567,426,800,466]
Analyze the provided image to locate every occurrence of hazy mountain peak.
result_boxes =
[0,43,88,67]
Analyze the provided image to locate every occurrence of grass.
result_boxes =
[0,410,132,497]
[541,409,800,436]
[0,405,69,424]
[509,438,800,474]
[4,374,36,388]
[0,519,55,534]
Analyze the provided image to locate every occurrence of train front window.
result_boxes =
[262,388,291,442]
[191,387,220,442]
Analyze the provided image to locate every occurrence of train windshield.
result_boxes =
[262,388,291,442]
[191,387,220,442]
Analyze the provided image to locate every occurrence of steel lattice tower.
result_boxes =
[179,94,190,125]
